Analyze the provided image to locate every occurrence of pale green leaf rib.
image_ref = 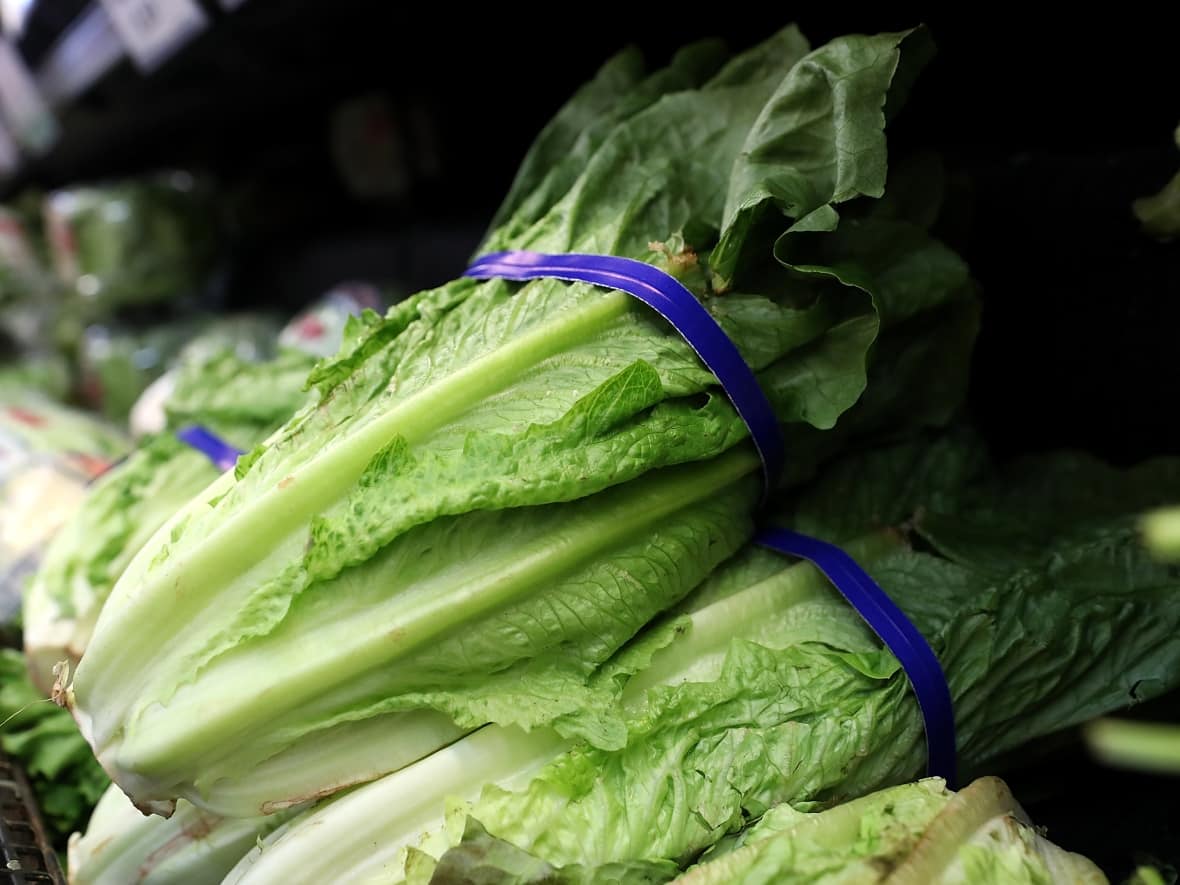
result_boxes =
[69,785,291,885]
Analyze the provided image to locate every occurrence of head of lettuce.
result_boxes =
[64,25,982,819]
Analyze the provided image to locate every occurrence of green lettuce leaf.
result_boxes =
[427,818,677,885]
[486,37,735,244]
[710,29,930,285]
[672,779,953,884]
[430,777,1104,885]
[163,347,316,432]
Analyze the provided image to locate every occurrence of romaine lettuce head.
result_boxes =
[68,27,977,819]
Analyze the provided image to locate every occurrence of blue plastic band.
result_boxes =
[465,251,784,490]
[756,526,957,786]
[466,249,955,784]
[176,426,242,472]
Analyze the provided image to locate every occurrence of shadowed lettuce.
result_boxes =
[68,784,292,885]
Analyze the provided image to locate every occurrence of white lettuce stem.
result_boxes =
[221,725,568,885]
[70,786,281,885]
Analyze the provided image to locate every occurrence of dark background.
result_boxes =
[12,4,1176,464]
[6,4,1179,876]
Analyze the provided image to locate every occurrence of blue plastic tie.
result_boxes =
[465,249,956,784]
[756,526,957,786]
[466,250,784,490]
[176,426,242,472]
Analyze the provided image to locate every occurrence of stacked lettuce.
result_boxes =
[69,427,1171,884]
[55,22,1180,885]
[66,26,978,819]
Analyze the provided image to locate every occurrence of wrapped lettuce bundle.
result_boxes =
[221,433,1180,883]
[129,292,382,437]
[0,395,127,631]
[76,313,282,424]
[67,27,980,817]
[43,171,217,317]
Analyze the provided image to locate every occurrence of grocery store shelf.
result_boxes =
[0,751,65,884]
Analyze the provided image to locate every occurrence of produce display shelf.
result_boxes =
[0,753,64,885]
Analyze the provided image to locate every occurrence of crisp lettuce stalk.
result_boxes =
[1132,123,1180,239]
[1086,496,1180,776]
[1080,502,1180,778]
[68,27,976,818]
[222,435,1180,884]
[68,785,291,885]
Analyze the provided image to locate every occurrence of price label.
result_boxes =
[100,0,208,72]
